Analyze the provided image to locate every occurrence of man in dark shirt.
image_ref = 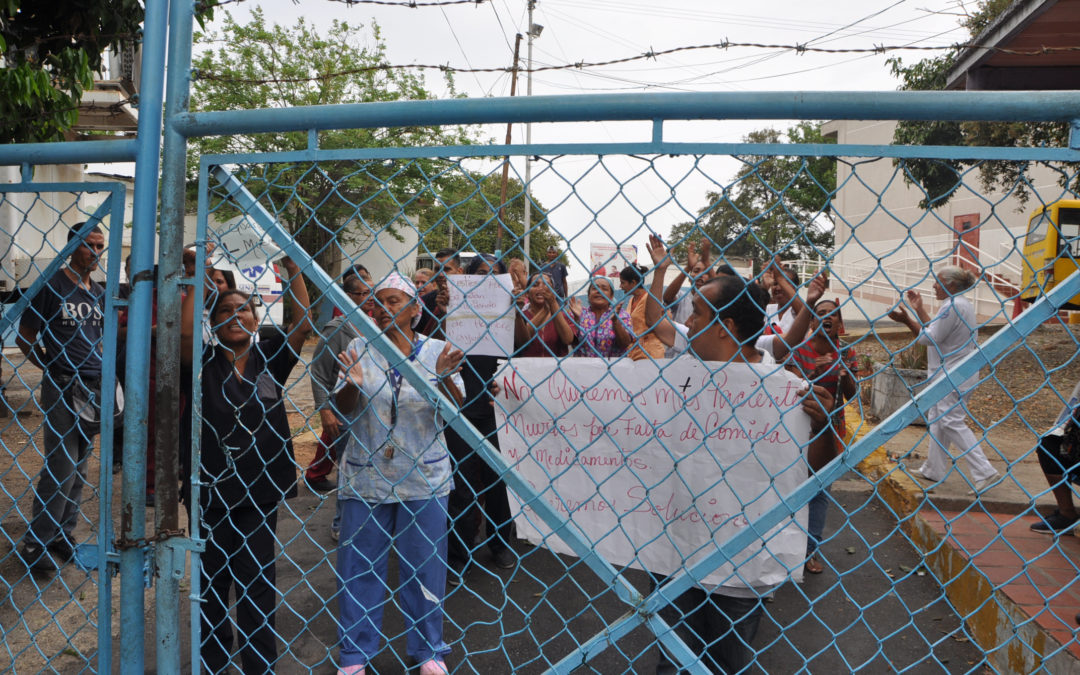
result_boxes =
[540,245,569,298]
[17,223,108,571]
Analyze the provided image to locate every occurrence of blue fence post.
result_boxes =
[119,0,170,672]
[155,0,197,671]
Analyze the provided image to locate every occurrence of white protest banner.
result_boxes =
[589,243,638,279]
[209,214,286,283]
[447,274,514,356]
[495,358,811,590]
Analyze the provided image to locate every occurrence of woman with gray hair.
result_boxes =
[888,265,999,493]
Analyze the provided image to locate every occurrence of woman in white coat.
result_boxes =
[889,266,1000,493]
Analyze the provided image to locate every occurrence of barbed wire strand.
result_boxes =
[193,40,1080,84]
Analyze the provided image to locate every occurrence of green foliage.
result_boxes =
[667,122,836,265]
[0,0,214,143]
[414,166,561,261]
[889,1,1073,209]
[190,10,512,273]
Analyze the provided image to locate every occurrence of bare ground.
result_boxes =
[0,321,1074,671]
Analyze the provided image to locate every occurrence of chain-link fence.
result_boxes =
[2,10,1080,671]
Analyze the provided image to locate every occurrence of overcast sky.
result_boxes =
[211,0,971,275]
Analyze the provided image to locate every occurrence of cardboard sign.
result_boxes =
[209,214,286,279]
[447,274,515,356]
[495,357,811,591]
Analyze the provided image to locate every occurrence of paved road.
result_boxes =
[152,479,985,674]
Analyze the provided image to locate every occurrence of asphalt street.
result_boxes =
[155,477,985,674]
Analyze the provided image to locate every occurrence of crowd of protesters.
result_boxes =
[12,226,1028,674]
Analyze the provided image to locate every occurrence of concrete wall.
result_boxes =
[821,120,1070,324]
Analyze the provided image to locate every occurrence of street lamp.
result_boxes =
[523,4,541,269]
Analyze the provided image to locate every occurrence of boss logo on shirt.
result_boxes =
[61,302,104,324]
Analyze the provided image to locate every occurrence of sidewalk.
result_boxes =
[852,405,1080,673]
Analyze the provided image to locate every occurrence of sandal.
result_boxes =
[804,554,824,575]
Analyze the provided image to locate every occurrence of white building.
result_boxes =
[820,119,1070,324]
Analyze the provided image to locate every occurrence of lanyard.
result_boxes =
[385,337,424,457]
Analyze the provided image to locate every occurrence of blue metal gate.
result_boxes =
[0,0,1079,672]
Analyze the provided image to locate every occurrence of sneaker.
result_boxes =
[19,541,56,572]
[337,665,365,675]
[967,473,1000,496]
[330,527,340,543]
[492,547,516,570]
[1030,510,1080,536]
[419,659,449,675]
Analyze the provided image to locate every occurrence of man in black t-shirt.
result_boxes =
[539,245,569,298]
[16,224,107,571]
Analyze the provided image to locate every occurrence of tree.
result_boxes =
[414,167,561,261]
[667,122,836,265]
[889,0,1073,208]
[191,10,486,275]
[0,0,215,144]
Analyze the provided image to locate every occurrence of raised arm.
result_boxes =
[280,257,313,354]
[545,292,577,346]
[887,294,922,339]
[802,383,839,471]
[645,234,678,348]
[772,274,826,361]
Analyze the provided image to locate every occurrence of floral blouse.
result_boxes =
[576,306,633,358]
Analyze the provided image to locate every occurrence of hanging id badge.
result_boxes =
[382,338,424,459]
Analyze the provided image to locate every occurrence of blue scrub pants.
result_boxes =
[337,497,451,668]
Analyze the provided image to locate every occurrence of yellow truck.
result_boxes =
[1020,199,1080,309]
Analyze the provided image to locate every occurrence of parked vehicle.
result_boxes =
[1020,199,1080,308]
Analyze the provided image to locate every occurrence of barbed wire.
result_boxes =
[193,39,1080,84]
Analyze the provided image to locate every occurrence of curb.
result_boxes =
[849,410,1080,674]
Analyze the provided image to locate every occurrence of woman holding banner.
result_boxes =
[619,264,667,361]
[515,272,577,357]
[569,276,634,358]
[334,272,465,675]
[644,234,837,674]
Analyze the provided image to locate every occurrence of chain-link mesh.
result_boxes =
[0,185,127,672]
[2,127,1079,673]
[168,145,1080,673]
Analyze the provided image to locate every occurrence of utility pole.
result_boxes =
[523,1,540,269]
[496,33,522,257]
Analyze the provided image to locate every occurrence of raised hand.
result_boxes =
[904,288,925,315]
[806,274,827,306]
[280,256,300,277]
[338,346,364,389]
[698,236,712,264]
[646,234,670,269]
[436,342,465,380]
[567,296,583,320]
[887,299,911,324]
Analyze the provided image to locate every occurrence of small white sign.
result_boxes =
[446,274,515,357]
[209,214,286,273]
